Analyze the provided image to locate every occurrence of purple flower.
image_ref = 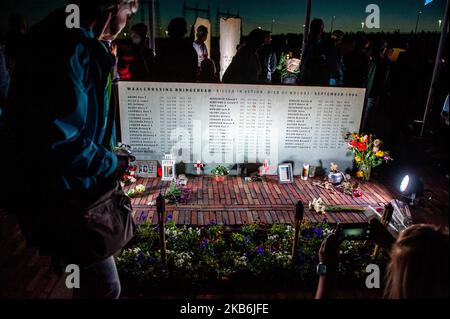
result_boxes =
[199,238,209,249]
[313,228,323,238]
[256,246,265,254]
[165,214,173,222]
[135,252,145,262]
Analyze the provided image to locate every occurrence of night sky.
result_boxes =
[0,0,446,35]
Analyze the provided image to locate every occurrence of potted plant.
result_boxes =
[346,132,393,182]
[211,165,230,182]
[164,180,192,204]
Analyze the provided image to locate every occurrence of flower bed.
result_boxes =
[116,219,376,297]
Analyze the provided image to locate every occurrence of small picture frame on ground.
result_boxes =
[278,163,293,184]
[136,160,158,178]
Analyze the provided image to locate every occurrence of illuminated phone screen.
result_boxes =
[343,228,365,238]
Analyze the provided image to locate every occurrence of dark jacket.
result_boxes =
[300,39,334,86]
[222,44,262,84]
[0,10,118,259]
[154,38,198,82]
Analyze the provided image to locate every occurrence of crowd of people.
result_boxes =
[1,13,447,145]
[87,18,450,153]
[0,0,448,300]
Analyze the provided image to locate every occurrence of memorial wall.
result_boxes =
[118,82,366,175]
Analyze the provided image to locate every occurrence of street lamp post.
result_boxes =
[361,22,365,29]
[330,16,336,33]
[300,0,312,70]
[415,10,422,34]
[421,0,449,136]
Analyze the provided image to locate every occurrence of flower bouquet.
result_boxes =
[277,52,300,84]
[309,197,367,215]
[346,133,393,181]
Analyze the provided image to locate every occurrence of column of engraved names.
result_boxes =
[159,95,180,154]
[158,95,167,154]
[284,99,314,149]
[237,97,257,161]
[175,95,194,161]
[316,97,334,150]
[339,96,354,148]
[255,97,273,161]
[126,92,158,154]
[208,97,235,159]
[332,99,346,149]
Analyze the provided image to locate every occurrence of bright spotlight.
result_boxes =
[400,175,410,192]
[398,174,424,206]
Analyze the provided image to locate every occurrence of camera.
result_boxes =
[336,223,371,241]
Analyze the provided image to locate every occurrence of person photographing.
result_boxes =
[315,218,448,299]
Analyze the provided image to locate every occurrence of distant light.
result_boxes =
[438,19,442,28]
[361,22,365,29]
[400,175,410,192]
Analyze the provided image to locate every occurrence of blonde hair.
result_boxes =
[384,224,449,299]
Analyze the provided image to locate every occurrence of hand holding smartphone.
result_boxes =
[336,223,372,241]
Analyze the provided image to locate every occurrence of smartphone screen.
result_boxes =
[342,227,365,238]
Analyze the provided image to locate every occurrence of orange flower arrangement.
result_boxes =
[346,132,393,181]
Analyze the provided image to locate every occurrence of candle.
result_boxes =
[302,164,310,181]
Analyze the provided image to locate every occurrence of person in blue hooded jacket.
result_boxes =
[0,0,138,299]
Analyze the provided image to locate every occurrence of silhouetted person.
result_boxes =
[0,0,139,299]
[343,36,369,88]
[391,36,427,127]
[258,31,278,83]
[193,25,209,68]
[119,23,154,81]
[300,19,333,86]
[362,39,391,135]
[329,30,344,86]
[222,28,267,84]
[154,18,198,82]
[198,58,219,83]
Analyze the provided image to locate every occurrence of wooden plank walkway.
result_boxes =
[126,176,393,225]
